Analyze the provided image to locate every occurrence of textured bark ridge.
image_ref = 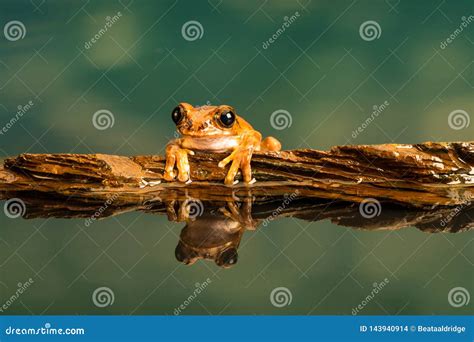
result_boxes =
[0,142,472,232]
[1,142,472,205]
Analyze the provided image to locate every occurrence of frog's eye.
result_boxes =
[218,110,235,128]
[171,106,184,125]
[216,247,238,267]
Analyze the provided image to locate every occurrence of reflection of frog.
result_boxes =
[164,103,281,185]
[174,201,258,268]
[175,214,243,268]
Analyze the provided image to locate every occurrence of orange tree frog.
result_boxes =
[164,102,281,185]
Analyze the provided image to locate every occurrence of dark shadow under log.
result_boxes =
[0,192,472,233]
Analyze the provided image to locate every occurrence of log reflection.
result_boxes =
[1,191,472,268]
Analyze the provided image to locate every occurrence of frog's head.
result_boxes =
[174,214,243,268]
[171,102,240,137]
[175,242,238,268]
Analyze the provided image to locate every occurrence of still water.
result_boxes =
[0,193,472,315]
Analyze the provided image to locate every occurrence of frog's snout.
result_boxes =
[178,118,193,133]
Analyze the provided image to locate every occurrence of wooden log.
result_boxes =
[1,142,472,207]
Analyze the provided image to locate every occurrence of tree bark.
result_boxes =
[1,141,472,207]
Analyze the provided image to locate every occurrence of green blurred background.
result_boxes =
[0,0,472,315]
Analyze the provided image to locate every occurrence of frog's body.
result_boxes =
[164,103,281,185]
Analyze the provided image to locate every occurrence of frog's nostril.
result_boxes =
[184,119,193,129]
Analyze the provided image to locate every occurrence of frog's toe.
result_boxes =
[218,150,237,168]
[224,156,242,185]
[241,153,253,184]
[166,200,178,221]
[178,171,190,183]
[163,170,176,181]
[177,201,189,221]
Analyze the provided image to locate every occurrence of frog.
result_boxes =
[163,102,282,185]
[174,199,258,268]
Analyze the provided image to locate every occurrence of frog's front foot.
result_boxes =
[218,148,255,185]
[220,199,257,230]
[163,144,195,182]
